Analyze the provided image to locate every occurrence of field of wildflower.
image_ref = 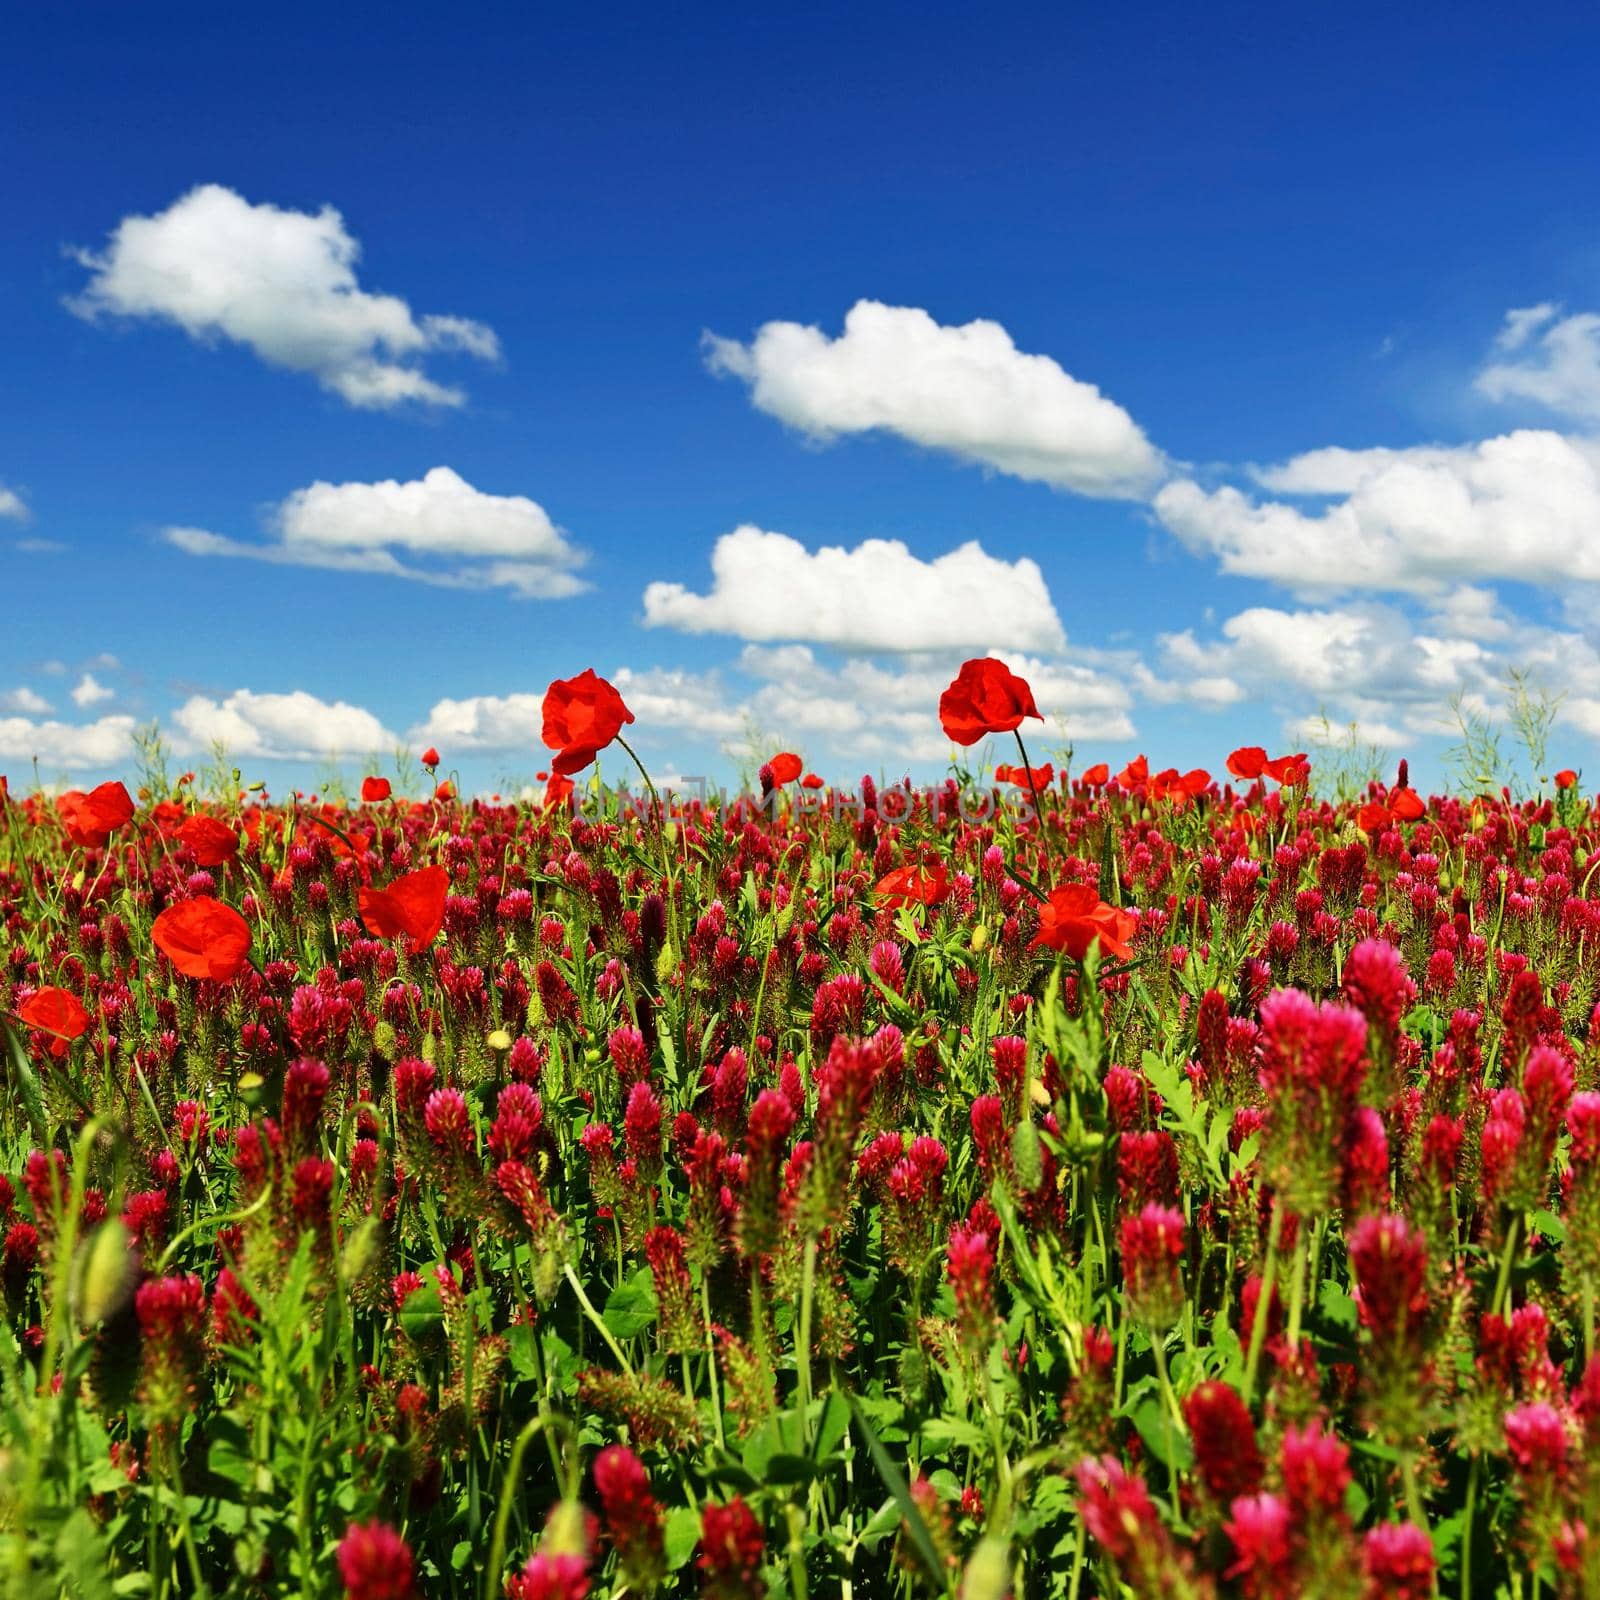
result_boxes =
[2,655,1597,1599]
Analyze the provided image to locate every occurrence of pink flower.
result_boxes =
[337,1520,415,1600]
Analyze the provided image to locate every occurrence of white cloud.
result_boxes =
[68,184,499,409]
[0,715,136,770]
[642,526,1065,652]
[1155,430,1600,593]
[172,689,398,761]
[705,299,1164,499]
[0,688,51,715]
[1477,304,1600,422]
[0,485,27,522]
[70,673,114,708]
[165,466,588,599]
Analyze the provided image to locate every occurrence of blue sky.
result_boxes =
[6,1,1600,795]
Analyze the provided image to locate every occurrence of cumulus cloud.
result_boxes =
[705,300,1164,499]
[0,714,136,769]
[0,687,52,715]
[70,673,114,708]
[0,484,27,522]
[642,526,1065,652]
[172,689,398,761]
[165,467,588,599]
[1476,304,1600,423]
[68,184,499,409]
[1155,430,1600,593]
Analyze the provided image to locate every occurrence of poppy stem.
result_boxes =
[1012,730,1049,851]
[615,735,680,959]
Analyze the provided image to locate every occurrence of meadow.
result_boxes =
[1,657,1595,1598]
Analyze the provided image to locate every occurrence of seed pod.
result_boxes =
[76,1218,138,1328]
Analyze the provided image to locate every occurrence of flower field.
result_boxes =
[4,659,1600,1599]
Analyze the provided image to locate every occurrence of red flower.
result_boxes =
[337,1519,416,1600]
[1357,801,1391,834]
[874,863,952,909]
[176,813,239,867]
[57,780,135,848]
[1227,745,1268,780]
[358,865,449,953]
[420,747,440,769]
[1556,768,1579,789]
[1114,754,1148,790]
[995,762,1053,788]
[1262,752,1309,786]
[697,1497,766,1599]
[16,987,91,1056]
[434,780,455,800]
[361,775,391,802]
[542,669,636,774]
[938,658,1042,745]
[800,772,825,789]
[151,897,253,982]
[768,752,803,785]
[1362,1523,1434,1600]
[1080,762,1109,786]
[1390,787,1425,822]
[1031,884,1135,961]
[1185,1381,1264,1503]
[544,773,575,809]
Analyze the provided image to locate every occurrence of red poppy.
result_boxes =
[421,748,440,769]
[801,772,825,790]
[1556,769,1579,790]
[768,752,803,786]
[1357,802,1392,835]
[57,780,135,848]
[542,669,636,775]
[1390,788,1426,822]
[1032,884,1136,962]
[176,813,239,868]
[1115,755,1149,790]
[1080,763,1109,787]
[361,776,392,802]
[938,659,1042,746]
[17,986,91,1057]
[544,773,575,809]
[434,780,455,801]
[995,762,1054,788]
[151,897,253,982]
[1149,767,1211,803]
[151,799,186,832]
[1262,753,1309,786]
[874,863,953,909]
[1227,746,1268,780]
[358,865,450,953]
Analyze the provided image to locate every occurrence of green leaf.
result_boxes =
[601,1267,658,1339]
[664,1504,702,1570]
[1317,1277,1358,1333]
[55,1508,113,1600]
[1130,1397,1193,1471]
[845,1392,947,1592]
[398,1280,443,1341]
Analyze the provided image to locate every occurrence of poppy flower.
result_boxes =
[152,897,253,982]
[1357,802,1392,835]
[1227,746,1268,781]
[938,659,1042,746]
[542,669,636,775]
[176,813,239,868]
[361,776,391,803]
[1149,768,1210,803]
[768,752,803,786]
[995,762,1054,788]
[1556,769,1579,790]
[16,986,91,1057]
[874,863,953,909]
[358,865,450,953]
[544,773,575,809]
[1080,763,1109,787]
[1032,883,1136,962]
[1115,755,1149,791]
[420,748,440,770]
[1390,787,1425,822]
[801,772,825,790]
[434,781,455,801]
[58,781,135,848]
[1262,753,1309,786]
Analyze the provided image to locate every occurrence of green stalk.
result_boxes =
[1242,1200,1284,1406]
